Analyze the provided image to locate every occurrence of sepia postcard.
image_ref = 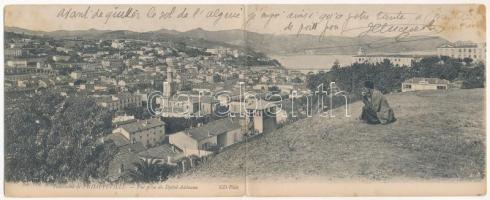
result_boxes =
[2,4,487,197]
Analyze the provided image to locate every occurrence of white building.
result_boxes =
[111,40,125,49]
[352,47,423,67]
[6,60,27,67]
[169,118,242,157]
[112,118,166,147]
[401,78,450,92]
[437,42,486,62]
[352,54,421,67]
[52,55,71,62]
[5,48,25,57]
[95,93,142,111]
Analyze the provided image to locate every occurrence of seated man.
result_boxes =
[359,81,396,124]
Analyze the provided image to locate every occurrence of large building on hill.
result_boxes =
[437,42,486,62]
[352,47,422,67]
[352,54,422,67]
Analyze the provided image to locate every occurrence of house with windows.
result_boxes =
[401,78,450,92]
[103,132,146,181]
[95,93,142,111]
[112,118,166,147]
[228,99,278,135]
[169,118,242,157]
[137,144,184,165]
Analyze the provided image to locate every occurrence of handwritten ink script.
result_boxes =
[54,5,484,40]
[56,6,242,26]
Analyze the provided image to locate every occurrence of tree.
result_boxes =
[212,74,221,82]
[463,57,474,65]
[268,86,280,93]
[5,92,115,183]
[291,77,303,84]
[306,56,485,96]
[460,62,485,89]
[128,158,174,182]
[121,105,151,120]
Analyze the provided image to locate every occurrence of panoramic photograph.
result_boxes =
[2,4,486,196]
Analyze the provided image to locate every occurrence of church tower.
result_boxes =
[163,66,177,97]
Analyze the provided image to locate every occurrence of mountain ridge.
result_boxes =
[5,26,449,55]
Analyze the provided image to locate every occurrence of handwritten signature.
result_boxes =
[354,19,444,39]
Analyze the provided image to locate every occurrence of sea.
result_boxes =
[271,54,354,73]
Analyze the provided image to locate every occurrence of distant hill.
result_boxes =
[172,89,485,181]
[180,28,448,55]
[5,26,448,55]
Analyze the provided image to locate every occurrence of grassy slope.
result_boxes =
[173,89,485,181]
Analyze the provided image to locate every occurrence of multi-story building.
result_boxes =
[95,93,142,111]
[112,118,166,147]
[111,40,125,49]
[5,48,25,57]
[6,60,28,67]
[352,54,422,67]
[101,59,125,71]
[169,118,242,157]
[352,47,423,67]
[70,70,105,80]
[228,99,278,134]
[437,42,486,62]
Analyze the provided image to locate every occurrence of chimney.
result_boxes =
[171,145,175,152]
[167,156,172,164]
[207,131,211,137]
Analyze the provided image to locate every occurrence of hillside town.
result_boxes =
[4,29,486,183]
[4,31,309,181]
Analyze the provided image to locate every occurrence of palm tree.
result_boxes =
[128,158,173,183]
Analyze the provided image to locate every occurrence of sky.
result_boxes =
[4,4,486,42]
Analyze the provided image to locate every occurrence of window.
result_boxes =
[404,84,412,89]
[437,86,446,90]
